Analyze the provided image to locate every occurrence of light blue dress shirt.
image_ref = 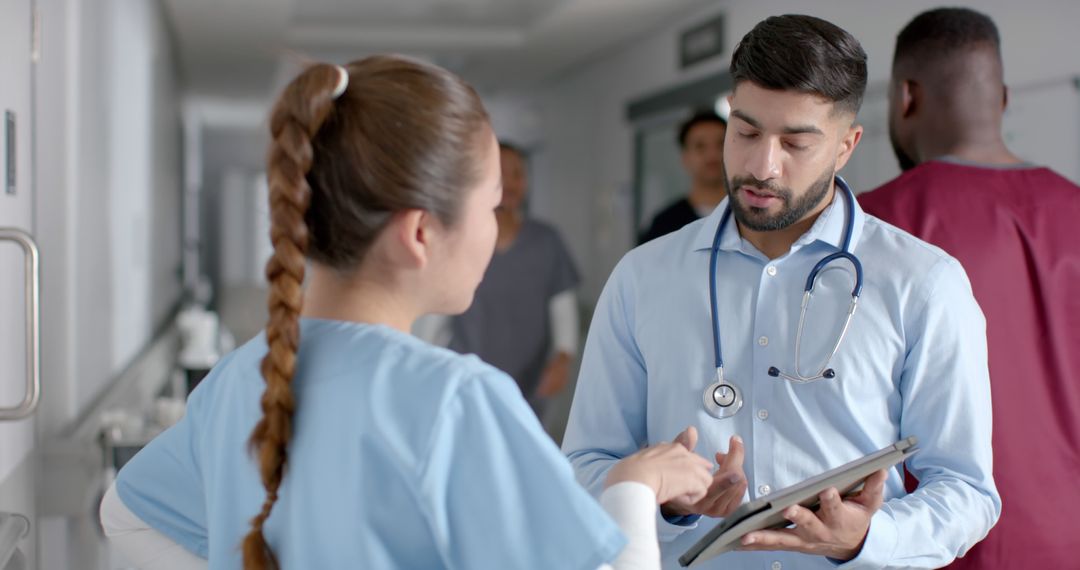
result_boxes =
[563,192,1001,569]
[117,318,624,569]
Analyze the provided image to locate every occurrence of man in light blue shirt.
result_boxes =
[563,14,1000,569]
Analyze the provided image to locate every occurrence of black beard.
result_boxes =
[725,168,834,232]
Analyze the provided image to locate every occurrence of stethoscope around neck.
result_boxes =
[703,176,864,420]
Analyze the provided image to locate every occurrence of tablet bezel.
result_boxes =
[679,436,919,567]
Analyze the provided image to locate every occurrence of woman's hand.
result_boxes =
[605,426,714,505]
[660,432,748,519]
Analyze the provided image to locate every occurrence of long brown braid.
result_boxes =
[242,55,490,569]
[241,63,340,569]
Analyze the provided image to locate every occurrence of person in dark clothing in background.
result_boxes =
[639,110,726,244]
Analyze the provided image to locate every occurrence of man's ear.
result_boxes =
[900,79,919,119]
[834,123,863,173]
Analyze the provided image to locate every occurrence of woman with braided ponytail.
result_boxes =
[100,55,715,570]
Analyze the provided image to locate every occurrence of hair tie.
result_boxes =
[332,65,349,99]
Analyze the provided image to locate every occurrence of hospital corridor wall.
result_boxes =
[1,0,186,568]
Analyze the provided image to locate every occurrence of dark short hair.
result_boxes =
[730,14,867,116]
[677,110,726,148]
[895,7,1001,64]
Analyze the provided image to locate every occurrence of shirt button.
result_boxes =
[759,484,772,496]
[758,336,769,346]
[766,266,777,276]
[757,409,769,421]
[772,562,783,570]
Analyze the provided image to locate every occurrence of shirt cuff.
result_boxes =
[835,509,899,569]
[600,482,658,530]
[655,510,700,542]
[600,482,660,570]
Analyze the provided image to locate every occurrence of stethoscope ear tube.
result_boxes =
[805,251,863,298]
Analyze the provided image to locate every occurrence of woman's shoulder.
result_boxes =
[298,318,507,383]
[217,320,527,467]
[189,319,514,415]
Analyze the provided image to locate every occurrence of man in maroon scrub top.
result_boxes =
[860,8,1080,568]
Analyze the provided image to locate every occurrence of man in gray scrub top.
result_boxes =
[449,142,581,417]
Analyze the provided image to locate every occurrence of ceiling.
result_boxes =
[162,0,718,103]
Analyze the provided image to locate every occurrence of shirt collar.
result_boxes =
[691,177,866,254]
[691,197,737,252]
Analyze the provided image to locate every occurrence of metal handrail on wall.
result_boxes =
[0,228,40,421]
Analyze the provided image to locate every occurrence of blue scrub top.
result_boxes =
[117,318,624,569]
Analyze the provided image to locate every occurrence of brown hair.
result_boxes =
[242,55,490,569]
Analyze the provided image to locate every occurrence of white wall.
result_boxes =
[109,0,155,374]
[70,0,115,425]
[35,0,184,433]
[34,2,185,567]
[501,0,1080,305]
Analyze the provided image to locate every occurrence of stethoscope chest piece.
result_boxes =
[702,369,742,419]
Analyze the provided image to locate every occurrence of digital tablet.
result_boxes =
[679,436,919,567]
